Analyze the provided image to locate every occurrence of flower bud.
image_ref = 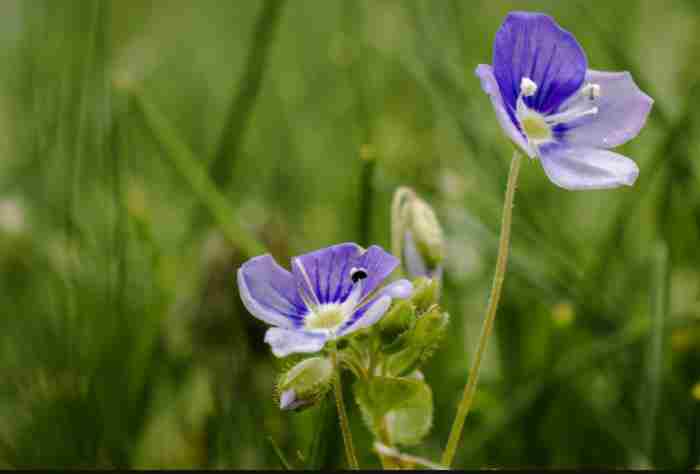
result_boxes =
[277,356,333,411]
[378,299,416,347]
[385,307,449,377]
[391,188,444,280]
[410,277,440,314]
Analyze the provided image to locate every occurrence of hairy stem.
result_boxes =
[441,150,522,468]
[331,345,359,469]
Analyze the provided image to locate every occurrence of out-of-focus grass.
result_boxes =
[0,0,698,469]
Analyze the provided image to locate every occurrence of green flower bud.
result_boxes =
[385,307,449,377]
[410,277,440,313]
[412,306,449,345]
[406,196,444,269]
[378,299,416,347]
[391,188,444,280]
[277,356,333,411]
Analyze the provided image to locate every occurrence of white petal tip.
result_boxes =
[385,279,414,299]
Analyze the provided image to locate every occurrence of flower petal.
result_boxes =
[354,245,401,299]
[493,12,587,115]
[337,295,392,336]
[264,327,327,358]
[538,143,639,190]
[559,70,653,149]
[291,243,399,305]
[291,242,364,305]
[280,389,304,410]
[475,64,533,157]
[237,255,307,329]
[378,279,414,300]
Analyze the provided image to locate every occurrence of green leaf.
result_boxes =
[384,378,433,446]
[353,376,434,446]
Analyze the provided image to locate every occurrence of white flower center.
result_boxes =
[515,76,601,149]
[304,304,348,331]
[301,266,369,336]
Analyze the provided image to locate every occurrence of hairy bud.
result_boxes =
[277,356,333,411]
[391,188,444,280]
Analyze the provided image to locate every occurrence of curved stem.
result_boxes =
[441,150,522,468]
[331,345,359,469]
[375,417,399,469]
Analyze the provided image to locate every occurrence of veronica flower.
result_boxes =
[476,11,653,190]
[237,243,413,357]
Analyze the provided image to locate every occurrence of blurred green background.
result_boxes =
[0,0,698,469]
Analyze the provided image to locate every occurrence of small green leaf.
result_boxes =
[353,376,434,446]
[384,378,433,446]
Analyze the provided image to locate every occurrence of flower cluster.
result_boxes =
[234,9,653,469]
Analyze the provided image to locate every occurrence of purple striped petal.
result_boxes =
[493,12,587,115]
[337,295,392,337]
[538,142,639,190]
[291,243,363,305]
[353,245,401,300]
[560,70,653,149]
[237,255,308,329]
[291,243,399,305]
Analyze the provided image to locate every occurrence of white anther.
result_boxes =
[520,77,538,97]
[581,83,601,100]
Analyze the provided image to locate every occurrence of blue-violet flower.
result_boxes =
[477,11,653,190]
[237,243,413,357]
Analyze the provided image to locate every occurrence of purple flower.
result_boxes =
[237,243,413,357]
[477,12,653,190]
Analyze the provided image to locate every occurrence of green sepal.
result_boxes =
[385,308,449,376]
[410,277,440,313]
[275,356,333,411]
[378,299,416,347]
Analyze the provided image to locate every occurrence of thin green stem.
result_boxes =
[375,417,395,469]
[441,150,522,468]
[331,345,359,470]
[374,442,447,470]
[267,436,293,470]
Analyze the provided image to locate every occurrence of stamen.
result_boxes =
[581,83,601,100]
[520,77,538,97]
[545,106,598,126]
